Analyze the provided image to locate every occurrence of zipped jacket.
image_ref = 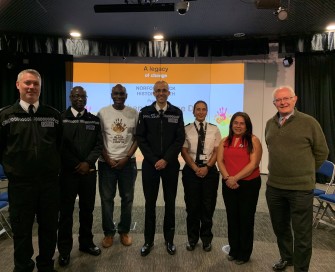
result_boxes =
[136,102,185,165]
[0,100,61,178]
[61,107,103,171]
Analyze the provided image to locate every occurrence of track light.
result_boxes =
[274,7,288,21]
[175,1,189,15]
[283,56,293,67]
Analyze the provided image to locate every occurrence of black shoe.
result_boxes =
[14,259,35,272]
[186,242,196,251]
[79,245,101,256]
[58,254,70,267]
[141,243,154,256]
[203,243,212,252]
[272,259,293,271]
[166,242,176,255]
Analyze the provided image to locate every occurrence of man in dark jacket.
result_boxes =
[57,86,103,267]
[136,80,185,256]
[0,69,61,272]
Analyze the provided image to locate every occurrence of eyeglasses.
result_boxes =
[71,94,87,100]
[273,96,293,103]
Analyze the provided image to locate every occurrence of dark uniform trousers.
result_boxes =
[57,170,97,255]
[222,176,261,262]
[142,159,180,244]
[182,165,219,245]
[8,174,59,272]
[266,185,313,272]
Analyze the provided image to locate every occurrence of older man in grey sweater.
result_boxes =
[265,86,328,272]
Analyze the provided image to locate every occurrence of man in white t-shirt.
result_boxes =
[97,84,138,248]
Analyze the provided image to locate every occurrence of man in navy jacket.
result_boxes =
[136,80,185,256]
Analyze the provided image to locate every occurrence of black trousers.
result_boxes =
[222,176,261,262]
[182,165,219,245]
[266,185,313,272]
[57,171,97,255]
[8,174,59,272]
[142,159,179,244]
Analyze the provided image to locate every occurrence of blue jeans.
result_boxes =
[98,159,137,236]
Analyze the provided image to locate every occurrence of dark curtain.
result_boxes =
[0,33,270,57]
[0,52,73,111]
[295,52,335,162]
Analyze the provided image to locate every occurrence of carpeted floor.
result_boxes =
[1,174,335,272]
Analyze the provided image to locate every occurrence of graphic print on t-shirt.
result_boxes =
[112,118,127,144]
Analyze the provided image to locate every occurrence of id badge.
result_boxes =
[200,154,208,161]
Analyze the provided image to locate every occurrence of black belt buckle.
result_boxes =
[196,163,206,167]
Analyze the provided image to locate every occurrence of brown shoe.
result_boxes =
[120,233,132,246]
[102,236,113,248]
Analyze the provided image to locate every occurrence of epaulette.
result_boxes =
[45,104,60,113]
[87,112,99,118]
[0,105,12,113]
[208,122,217,126]
[185,123,191,127]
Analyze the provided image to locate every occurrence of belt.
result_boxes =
[195,162,216,170]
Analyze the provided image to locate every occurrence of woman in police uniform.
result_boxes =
[181,100,221,252]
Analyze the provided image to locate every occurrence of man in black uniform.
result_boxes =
[57,86,103,267]
[0,69,61,272]
[136,80,185,256]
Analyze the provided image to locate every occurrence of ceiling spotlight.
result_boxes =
[283,56,293,67]
[153,34,164,40]
[175,1,189,15]
[273,7,288,21]
[326,24,335,31]
[70,31,81,38]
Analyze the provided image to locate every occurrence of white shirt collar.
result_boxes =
[20,100,39,113]
[155,103,167,112]
[71,107,85,117]
[279,112,294,122]
[194,120,206,128]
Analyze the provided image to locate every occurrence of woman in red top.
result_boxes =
[217,112,262,265]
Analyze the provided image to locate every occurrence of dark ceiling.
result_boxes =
[1,0,335,41]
